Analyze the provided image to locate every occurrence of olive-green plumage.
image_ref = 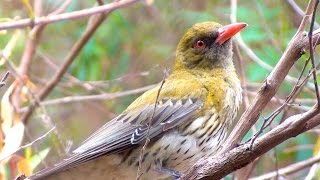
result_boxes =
[28,21,246,180]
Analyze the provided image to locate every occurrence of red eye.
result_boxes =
[195,40,205,49]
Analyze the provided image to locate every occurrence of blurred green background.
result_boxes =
[0,0,320,179]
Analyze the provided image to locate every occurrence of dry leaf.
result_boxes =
[1,78,36,136]
[1,81,19,136]
[0,122,25,162]
[17,157,32,176]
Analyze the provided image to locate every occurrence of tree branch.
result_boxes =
[21,0,140,124]
[249,154,320,180]
[182,107,320,179]
[182,0,320,179]
[19,84,155,110]
[222,0,318,154]
[0,0,140,31]
[18,0,72,76]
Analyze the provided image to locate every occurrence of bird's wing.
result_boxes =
[29,84,204,179]
[72,97,203,162]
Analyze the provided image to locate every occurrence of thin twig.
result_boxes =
[137,78,166,179]
[49,0,72,15]
[297,0,317,33]
[250,154,320,180]
[0,71,10,88]
[182,0,320,178]
[19,84,155,111]
[21,0,140,124]
[264,57,310,127]
[308,0,320,104]
[221,0,318,154]
[182,106,320,179]
[273,147,280,179]
[305,151,320,180]
[18,0,72,76]
[280,57,311,122]
[231,0,315,90]
[287,0,320,29]
[36,50,97,92]
[249,62,314,148]
[0,0,140,31]
[0,127,55,162]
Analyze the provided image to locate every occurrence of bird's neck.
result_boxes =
[174,56,235,72]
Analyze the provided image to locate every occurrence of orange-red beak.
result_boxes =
[215,22,247,45]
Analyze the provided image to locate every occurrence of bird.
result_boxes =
[26,21,246,180]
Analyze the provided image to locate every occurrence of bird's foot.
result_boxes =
[157,167,182,180]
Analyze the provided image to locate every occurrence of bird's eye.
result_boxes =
[195,40,205,49]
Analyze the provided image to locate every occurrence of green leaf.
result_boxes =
[29,147,50,171]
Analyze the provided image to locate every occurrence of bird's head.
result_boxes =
[175,21,247,70]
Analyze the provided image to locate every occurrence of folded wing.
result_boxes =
[29,97,203,179]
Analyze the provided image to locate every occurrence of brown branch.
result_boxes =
[247,90,309,112]
[234,159,259,180]
[287,0,320,29]
[231,0,315,90]
[18,0,43,76]
[255,58,314,135]
[18,0,72,76]
[233,36,253,180]
[250,154,320,180]
[182,0,320,179]
[221,0,318,154]
[50,0,73,15]
[280,57,311,121]
[19,84,155,109]
[0,0,140,31]
[308,0,320,103]
[36,50,97,92]
[181,107,320,179]
[21,0,140,124]
[297,0,317,33]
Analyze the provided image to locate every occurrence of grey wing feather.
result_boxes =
[28,98,202,180]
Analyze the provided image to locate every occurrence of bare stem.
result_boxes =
[0,0,140,31]
[308,0,320,104]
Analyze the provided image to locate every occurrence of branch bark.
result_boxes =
[224,0,317,153]
[182,107,320,179]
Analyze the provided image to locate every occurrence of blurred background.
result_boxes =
[0,0,319,179]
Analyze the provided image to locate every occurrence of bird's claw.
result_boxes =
[157,166,182,180]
